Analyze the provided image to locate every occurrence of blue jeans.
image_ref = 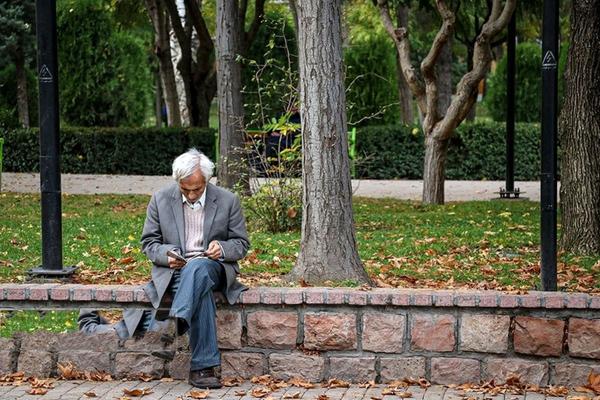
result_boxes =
[139,258,224,371]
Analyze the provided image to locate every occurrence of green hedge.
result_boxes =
[1,127,216,175]
[2,122,542,180]
[356,121,541,181]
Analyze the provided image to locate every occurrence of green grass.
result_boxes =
[0,193,598,292]
[0,310,78,338]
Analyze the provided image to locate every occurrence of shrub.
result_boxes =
[0,127,216,175]
[243,179,302,233]
[356,121,541,180]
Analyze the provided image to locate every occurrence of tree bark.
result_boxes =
[145,0,182,127]
[14,49,30,128]
[422,135,449,204]
[216,0,246,189]
[559,0,600,254]
[395,4,412,124]
[289,0,370,285]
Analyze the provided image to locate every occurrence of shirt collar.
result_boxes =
[182,189,206,210]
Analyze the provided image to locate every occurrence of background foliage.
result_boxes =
[484,41,569,122]
[1,127,215,175]
[57,0,152,127]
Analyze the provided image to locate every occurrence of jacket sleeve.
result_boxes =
[140,193,178,267]
[218,194,250,262]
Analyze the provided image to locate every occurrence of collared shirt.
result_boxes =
[182,190,207,210]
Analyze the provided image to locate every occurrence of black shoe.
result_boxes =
[189,367,222,389]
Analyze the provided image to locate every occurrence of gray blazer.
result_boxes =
[122,182,250,337]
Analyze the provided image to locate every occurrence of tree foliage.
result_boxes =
[485,41,568,123]
[57,0,152,126]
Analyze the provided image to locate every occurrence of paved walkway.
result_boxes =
[0,380,577,400]
[1,173,550,201]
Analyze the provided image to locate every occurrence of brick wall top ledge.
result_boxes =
[1,284,598,310]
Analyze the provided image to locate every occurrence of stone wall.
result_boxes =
[1,286,599,386]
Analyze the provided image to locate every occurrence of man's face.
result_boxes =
[179,169,206,203]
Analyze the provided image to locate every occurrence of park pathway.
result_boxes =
[0,379,578,400]
[1,173,551,201]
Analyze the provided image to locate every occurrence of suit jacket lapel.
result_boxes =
[170,185,186,252]
[203,184,218,249]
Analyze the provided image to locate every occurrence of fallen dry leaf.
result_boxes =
[283,391,302,399]
[28,377,55,389]
[251,375,274,385]
[288,377,315,389]
[187,389,210,399]
[588,372,600,394]
[222,376,244,387]
[83,392,97,397]
[322,378,350,388]
[251,387,271,398]
[123,387,153,397]
[160,377,174,382]
[317,395,329,400]
[27,387,49,395]
[359,381,377,388]
[234,390,247,396]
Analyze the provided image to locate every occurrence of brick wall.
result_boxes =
[1,286,599,386]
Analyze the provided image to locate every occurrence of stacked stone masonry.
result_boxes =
[1,284,599,386]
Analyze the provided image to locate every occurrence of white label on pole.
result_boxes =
[39,65,53,83]
[542,51,557,69]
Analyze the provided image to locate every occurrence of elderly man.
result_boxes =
[78,149,250,387]
[134,148,249,388]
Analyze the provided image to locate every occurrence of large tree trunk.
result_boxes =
[216,0,246,189]
[289,0,370,285]
[14,50,30,128]
[395,4,412,124]
[145,0,182,127]
[559,0,600,254]
[422,135,449,204]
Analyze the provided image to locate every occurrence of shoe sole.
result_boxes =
[188,381,222,389]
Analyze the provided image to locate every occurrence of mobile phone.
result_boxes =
[166,250,186,262]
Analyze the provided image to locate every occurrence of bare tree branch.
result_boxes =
[435,0,516,139]
[244,0,266,51]
[183,0,213,50]
[421,0,456,133]
[376,0,426,114]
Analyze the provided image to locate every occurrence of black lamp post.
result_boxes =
[29,0,76,278]
[540,0,559,291]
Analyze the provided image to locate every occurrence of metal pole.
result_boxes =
[30,0,75,278]
[506,13,516,193]
[540,0,559,291]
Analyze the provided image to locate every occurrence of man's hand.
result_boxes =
[168,256,185,269]
[205,240,222,260]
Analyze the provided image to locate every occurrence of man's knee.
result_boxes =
[183,259,220,281]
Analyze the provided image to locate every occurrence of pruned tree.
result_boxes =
[376,0,516,204]
[559,0,600,254]
[145,0,182,127]
[289,0,371,285]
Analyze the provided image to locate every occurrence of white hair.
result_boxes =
[172,148,214,182]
